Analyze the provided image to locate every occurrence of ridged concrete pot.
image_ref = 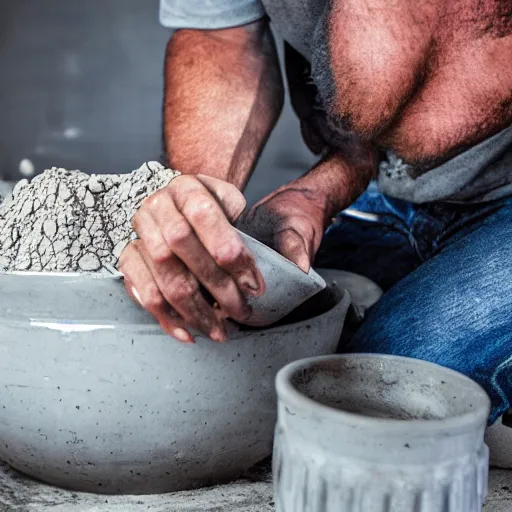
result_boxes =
[274,355,491,512]
[0,269,349,494]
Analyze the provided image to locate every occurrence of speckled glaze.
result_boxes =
[0,270,349,494]
[274,355,491,512]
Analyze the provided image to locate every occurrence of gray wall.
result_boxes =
[0,0,315,204]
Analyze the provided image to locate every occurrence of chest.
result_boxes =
[262,0,512,58]
[265,0,512,164]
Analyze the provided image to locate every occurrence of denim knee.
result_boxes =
[345,266,512,424]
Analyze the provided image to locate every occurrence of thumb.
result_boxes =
[275,228,311,273]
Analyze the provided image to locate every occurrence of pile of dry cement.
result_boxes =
[0,162,180,272]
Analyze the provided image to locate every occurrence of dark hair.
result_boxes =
[311,2,349,134]
[312,5,365,150]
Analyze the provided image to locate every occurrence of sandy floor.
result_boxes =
[485,470,512,511]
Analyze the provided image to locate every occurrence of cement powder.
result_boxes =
[0,162,180,273]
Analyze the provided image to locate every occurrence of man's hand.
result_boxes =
[118,175,265,343]
[119,150,375,342]
[236,187,327,273]
[239,149,378,273]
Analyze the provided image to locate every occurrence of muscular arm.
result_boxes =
[163,19,284,189]
[297,144,378,222]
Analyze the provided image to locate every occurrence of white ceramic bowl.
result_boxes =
[0,269,349,494]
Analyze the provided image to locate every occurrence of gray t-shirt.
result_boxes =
[159,0,265,30]
[160,0,512,204]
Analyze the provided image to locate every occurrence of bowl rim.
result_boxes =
[276,353,491,433]
[0,269,351,337]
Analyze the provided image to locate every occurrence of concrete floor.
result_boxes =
[485,471,512,511]
[0,460,510,511]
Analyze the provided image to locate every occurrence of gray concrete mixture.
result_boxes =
[0,162,179,272]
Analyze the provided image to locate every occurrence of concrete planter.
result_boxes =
[0,270,349,494]
[274,354,491,512]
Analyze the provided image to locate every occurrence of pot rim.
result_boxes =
[276,354,491,433]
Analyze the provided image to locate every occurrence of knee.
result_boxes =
[348,279,512,421]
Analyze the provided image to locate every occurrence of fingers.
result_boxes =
[240,187,319,274]
[131,209,227,341]
[148,196,253,323]
[168,175,265,295]
[124,173,267,339]
[118,242,194,343]
[274,227,312,273]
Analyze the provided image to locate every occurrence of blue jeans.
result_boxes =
[315,183,512,423]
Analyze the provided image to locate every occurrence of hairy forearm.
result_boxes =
[289,142,377,226]
[163,21,284,190]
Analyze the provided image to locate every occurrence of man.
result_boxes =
[118,0,512,423]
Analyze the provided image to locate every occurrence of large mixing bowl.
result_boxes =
[0,269,349,494]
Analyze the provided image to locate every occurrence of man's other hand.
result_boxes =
[236,186,328,274]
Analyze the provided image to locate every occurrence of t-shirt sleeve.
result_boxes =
[160,0,266,30]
